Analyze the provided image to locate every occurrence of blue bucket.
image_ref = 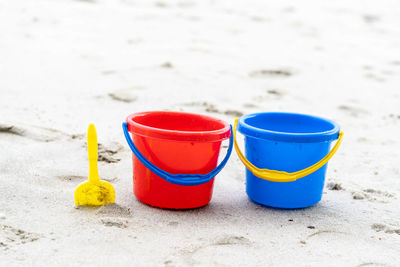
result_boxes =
[234,112,343,208]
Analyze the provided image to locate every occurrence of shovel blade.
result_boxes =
[74,180,115,206]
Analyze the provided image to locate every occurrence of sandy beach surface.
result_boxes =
[1,0,400,266]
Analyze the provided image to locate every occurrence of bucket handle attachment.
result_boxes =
[122,122,233,186]
[233,118,343,183]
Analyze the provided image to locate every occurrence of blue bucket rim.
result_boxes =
[238,112,340,143]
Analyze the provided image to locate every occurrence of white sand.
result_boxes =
[1,0,400,266]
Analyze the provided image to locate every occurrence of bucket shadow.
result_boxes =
[136,198,212,212]
[133,194,321,215]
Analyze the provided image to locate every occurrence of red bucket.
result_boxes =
[123,111,232,209]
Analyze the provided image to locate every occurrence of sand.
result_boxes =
[1,0,400,266]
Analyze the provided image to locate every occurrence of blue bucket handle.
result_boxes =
[122,122,233,186]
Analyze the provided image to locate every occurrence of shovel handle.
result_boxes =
[88,124,100,184]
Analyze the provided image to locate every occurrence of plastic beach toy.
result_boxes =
[74,124,115,206]
[234,112,343,208]
[123,111,232,209]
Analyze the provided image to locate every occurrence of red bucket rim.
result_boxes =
[126,111,231,142]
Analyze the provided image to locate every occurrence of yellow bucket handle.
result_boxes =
[233,118,343,182]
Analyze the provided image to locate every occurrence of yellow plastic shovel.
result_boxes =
[74,124,115,206]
